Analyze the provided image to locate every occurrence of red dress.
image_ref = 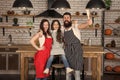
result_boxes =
[34,38,52,78]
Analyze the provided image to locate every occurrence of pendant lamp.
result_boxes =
[86,0,105,9]
[12,0,33,8]
[86,0,106,47]
[51,0,71,9]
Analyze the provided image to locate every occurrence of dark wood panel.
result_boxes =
[8,54,19,70]
[0,54,6,70]
[84,58,89,71]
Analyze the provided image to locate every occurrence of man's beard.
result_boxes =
[64,21,72,28]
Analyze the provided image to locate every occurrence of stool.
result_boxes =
[51,64,64,80]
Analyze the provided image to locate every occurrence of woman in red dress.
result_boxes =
[30,19,52,80]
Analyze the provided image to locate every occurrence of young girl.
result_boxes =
[30,19,52,80]
[44,20,73,74]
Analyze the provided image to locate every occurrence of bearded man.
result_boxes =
[63,12,92,80]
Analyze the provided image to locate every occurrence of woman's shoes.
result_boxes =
[44,67,73,74]
[66,67,73,73]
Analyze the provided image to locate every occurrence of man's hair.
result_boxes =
[63,12,71,18]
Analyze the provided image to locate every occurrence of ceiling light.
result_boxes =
[12,0,33,8]
[86,0,105,9]
[51,0,71,9]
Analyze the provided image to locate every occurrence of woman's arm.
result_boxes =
[30,32,43,50]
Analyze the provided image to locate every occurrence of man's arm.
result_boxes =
[78,19,92,29]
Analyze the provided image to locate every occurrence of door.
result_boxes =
[8,54,19,70]
[0,54,6,70]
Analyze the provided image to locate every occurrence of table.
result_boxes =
[16,45,104,80]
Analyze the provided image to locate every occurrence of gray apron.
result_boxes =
[64,29,83,70]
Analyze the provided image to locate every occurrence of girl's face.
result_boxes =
[43,21,49,32]
[53,21,59,30]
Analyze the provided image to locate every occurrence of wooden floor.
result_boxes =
[0,74,120,80]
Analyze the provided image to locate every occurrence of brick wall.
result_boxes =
[0,0,120,75]
[0,0,120,45]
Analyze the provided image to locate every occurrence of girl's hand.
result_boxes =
[39,30,43,37]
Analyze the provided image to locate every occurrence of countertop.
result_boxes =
[13,45,104,80]
[0,44,104,54]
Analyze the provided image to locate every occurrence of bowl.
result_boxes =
[23,10,31,15]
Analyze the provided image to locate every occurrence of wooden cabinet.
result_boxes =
[28,57,35,71]
[0,54,6,70]
[0,52,19,73]
[103,9,120,74]
[8,54,19,70]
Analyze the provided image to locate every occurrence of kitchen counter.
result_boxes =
[0,44,103,50]
[0,44,104,53]
[0,45,104,80]
[0,44,32,48]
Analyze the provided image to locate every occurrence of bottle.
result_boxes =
[88,38,92,46]
[84,39,88,45]
[111,40,116,47]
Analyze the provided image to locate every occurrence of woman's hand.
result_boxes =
[38,46,45,50]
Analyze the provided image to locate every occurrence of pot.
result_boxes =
[113,27,120,36]
[22,10,31,15]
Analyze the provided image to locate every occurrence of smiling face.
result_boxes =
[53,21,59,30]
[63,14,71,22]
[43,21,49,32]
[63,14,72,28]
[51,20,61,31]
[40,19,50,33]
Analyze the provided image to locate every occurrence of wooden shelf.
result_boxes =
[105,58,120,61]
[0,26,34,36]
[105,9,120,12]
[103,10,120,75]
[104,35,120,37]
[105,22,120,24]
[0,26,34,29]
[1,14,35,17]
[104,47,120,52]
[72,15,99,18]
[81,27,101,30]
[1,14,35,22]
[104,71,120,74]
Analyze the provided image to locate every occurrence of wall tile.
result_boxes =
[0,0,119,45]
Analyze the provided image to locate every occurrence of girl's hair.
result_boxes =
[51,20,63,43]
[38,19,51,37]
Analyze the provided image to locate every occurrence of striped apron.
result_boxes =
[64,29,83,70]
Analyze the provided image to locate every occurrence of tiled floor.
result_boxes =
[0,74,120,80]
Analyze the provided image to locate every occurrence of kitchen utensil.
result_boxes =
[7,10,15,15]
[115,16,120,23]
[84,39,89,45]
[95,23,100,37]
[113,26,120,36]
[22,9,31,15]
[13,18,19,26]
[111,40,116,47]
[0,17,3,22]
[91,11,97,16]
[86,9,90,19]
